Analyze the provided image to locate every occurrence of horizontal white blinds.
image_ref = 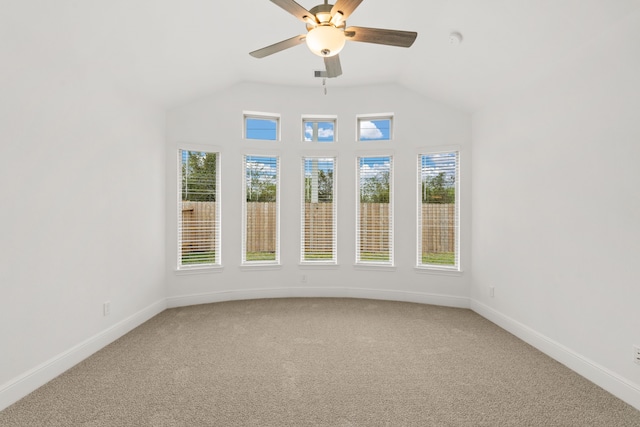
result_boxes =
[418,152,459,268]
[301,157,336,262]
[179,150,219,267]
[244,155,279,263]
[357,156,393,264]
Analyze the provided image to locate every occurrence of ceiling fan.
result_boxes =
[249,0,418,78]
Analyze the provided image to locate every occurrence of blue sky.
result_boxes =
[245,117,391,141]
[246,118,278,140]
[421,153,456,181]
[359,119,390,141]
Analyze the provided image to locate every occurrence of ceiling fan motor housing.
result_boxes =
[305,3,347,57]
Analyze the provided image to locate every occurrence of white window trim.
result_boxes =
[301,114,338,143]
[300,155,338,266]
[241,153,281,266]
[355,153,394,267]
[243,110,281,142]
[176,145,222,272]
[356,112,394,142]
[415,148,461,272]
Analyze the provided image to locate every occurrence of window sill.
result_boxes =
[175,265,224,275]
[414,266,463,276]
[239,263,282,272]
[299,262,340,269]
[353,263,396,272]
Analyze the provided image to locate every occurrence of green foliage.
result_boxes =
[182,152,217,202]
[422,172,455,204]
[360,171,390,203]
[305,170,333,202]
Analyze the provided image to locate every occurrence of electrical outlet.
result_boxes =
[301,275,308,284]
[634,345,640,365]
[489,286,495,298]
[103,301,111,316]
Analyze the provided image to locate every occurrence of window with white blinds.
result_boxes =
[301,157,336,263]
[243,155,279,264]
[417,151,459,269]
[178,149,220,267]
[356,156,393,264]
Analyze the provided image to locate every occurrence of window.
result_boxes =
[243,155,280,263]
[357,114,393,141]
[301,157,337,263]
[303,116,337,142]
[356,156,393,264]
[178,149,220,268]
[417,151,459,269]
[244,112,279,141]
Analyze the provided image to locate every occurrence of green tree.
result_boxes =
[246,165,277,202]
[182,152,216,202]
[422,172,455,203]
[305,170,334,202]
[360,171,390,203]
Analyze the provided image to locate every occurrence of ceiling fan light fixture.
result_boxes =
[306,25,345,57]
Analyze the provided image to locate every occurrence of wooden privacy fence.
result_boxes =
[181,202,455,255]
[303,202,334,255]
[245,202,277,253]
[421,204,456,253]
[180,201,217,254]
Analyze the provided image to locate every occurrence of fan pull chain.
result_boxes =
[323,78,327,95]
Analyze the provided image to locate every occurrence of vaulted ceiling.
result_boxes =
[4,0,640,111]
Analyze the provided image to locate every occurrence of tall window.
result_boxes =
[418,151,459,269]
[243,155,279,263]
[356,156,393,264]
[178,149,220,267]
[301,157,336,263]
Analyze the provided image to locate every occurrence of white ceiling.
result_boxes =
[4,0,640,111]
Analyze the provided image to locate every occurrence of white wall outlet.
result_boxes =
[489,286,495,298]
[633,345,640,365]
[301,275,308,284]
[103,301,111,316]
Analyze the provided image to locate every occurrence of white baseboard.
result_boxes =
[470,299,640,411]
[166,287,470,309]
[0,299,167,412]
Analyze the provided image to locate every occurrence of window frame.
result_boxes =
[300,155,338,265]
[243,111,281,142]
[177,146,222,272]
[355,153,394,267]
[416,149,460,272]
[301,114,338,143]
[356,113,394,142]
[242,153,281,267]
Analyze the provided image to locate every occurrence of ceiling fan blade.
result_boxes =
[249,35,306,58]
[331,0,364,20]
[270,0,315,23]
[345,26,418,47]
[324,55,342,78]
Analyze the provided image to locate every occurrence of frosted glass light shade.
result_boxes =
[306,25,345,57]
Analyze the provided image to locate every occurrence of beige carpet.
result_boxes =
[1,298,639,426]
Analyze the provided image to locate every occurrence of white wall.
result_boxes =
[0,58,166,408]
[471,10,640,408]
[165,82,471,307]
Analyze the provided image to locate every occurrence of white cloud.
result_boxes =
[305,123,334,140]
[318,127,334,138]
[359,121,384,139]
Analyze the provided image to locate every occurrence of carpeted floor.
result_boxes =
[1,298,639,426]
